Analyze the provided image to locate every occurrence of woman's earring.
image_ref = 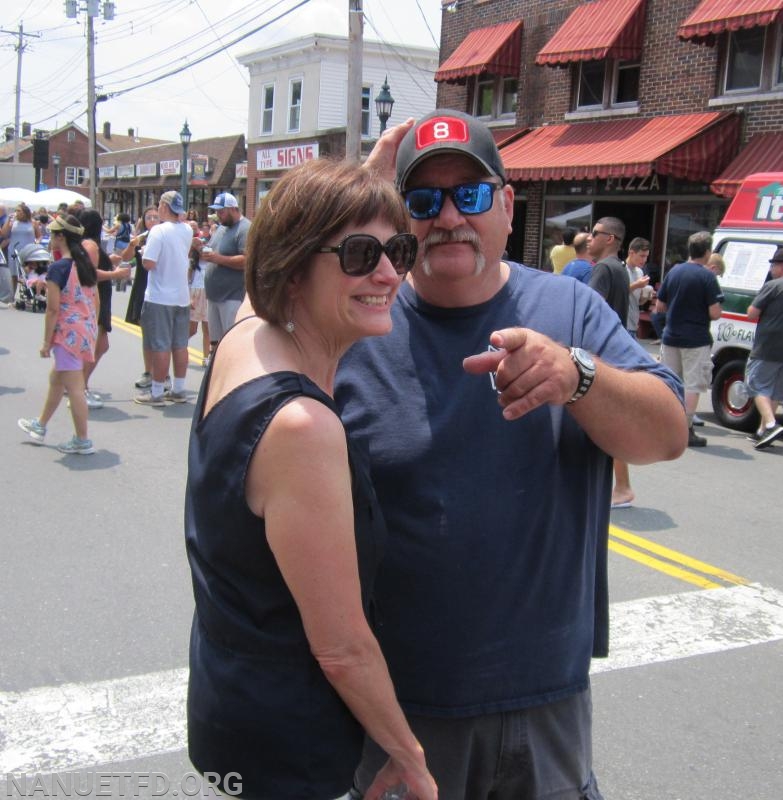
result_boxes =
[284,320,295,334]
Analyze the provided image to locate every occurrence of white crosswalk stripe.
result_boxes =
[2,583,783,775]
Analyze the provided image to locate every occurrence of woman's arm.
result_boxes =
[41,282,60,357]
[247,398,436,800]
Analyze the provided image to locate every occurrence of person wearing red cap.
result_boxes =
[336,110,688,800]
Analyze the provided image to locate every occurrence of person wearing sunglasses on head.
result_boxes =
[335,110,688,800]
[184,158,435,800]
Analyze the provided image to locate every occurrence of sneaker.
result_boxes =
[85,390,104,410]
[135,371,152,389]
[18,417,46,444]
[164,390,188,404]
[134,391,166,407]
[57,436,95,455]
[754,424,783,450]
[688,426,707,447]
[692,414,705,426]
[746,430,762,443]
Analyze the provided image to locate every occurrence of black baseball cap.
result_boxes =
[396,109,506,191]
[769,246,783,263]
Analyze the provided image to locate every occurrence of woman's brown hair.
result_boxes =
[245,158,409,323]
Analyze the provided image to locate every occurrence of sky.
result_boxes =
[0,0,442,145]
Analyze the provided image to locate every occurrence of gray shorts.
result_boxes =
[353,688,603,800]
[661,344,712,393]
[140,301,190,352]
[207,298,243,343]
[745,357,783,400]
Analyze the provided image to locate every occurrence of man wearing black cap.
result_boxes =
[335,110,688,800]
[745,247,783,449]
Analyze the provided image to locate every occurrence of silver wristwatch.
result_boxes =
[567,347,596,404]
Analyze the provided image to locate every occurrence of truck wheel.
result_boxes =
[711,359,759,432]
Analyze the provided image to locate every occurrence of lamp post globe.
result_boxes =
[374,77,395,136]
[180,120,192,213]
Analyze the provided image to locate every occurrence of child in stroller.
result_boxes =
[14,243,51,312]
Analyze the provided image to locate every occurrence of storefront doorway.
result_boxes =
[592,200,655,259]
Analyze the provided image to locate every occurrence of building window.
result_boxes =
[288,78,302,132]
[361,86,371,137]
[64,166,88,186]
[67,130,75,142]
[261,84,274,135]
[574,60,640,110]
[473,74,518,119]
[719,25,781,95]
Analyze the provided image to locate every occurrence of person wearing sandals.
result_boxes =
[18,215,99,455]
[185,159,436,800]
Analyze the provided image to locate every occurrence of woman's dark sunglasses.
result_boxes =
[317,232,418,276]
[403,182,499,220]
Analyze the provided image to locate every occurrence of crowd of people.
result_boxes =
[6,108,782,800]
[6,189,249,452]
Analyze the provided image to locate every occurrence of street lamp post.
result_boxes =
[374,76,395,136]
[180,120,192,213]
[52,152,61,187]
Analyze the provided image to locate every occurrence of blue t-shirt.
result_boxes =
[46,258,73,290]
[562,257,593,284]
[658,261,722,348]
[335,263,683,717]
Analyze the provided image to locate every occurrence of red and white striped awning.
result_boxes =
[435,20,523,83]
[678,0,783,44]
[536,0,647,65]
[711,133,783,197]
[500,112,741,182]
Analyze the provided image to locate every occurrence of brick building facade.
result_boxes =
[436,0,783,272]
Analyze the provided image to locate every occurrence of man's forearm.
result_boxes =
[568,362,687,464]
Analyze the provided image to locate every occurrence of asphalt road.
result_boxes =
[1,291,781,799]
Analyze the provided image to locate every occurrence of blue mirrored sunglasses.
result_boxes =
[403,182,499,220]
[317,232,418,276]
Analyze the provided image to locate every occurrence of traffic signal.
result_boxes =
[65,0,77,18]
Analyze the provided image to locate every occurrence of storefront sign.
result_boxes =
[235,161,248,179]
[138,163,157,177]
[98,165,116,178]
[117,164,135,179]
[256,143,319,171]
[160,159,181,176]
[600,174,662,194]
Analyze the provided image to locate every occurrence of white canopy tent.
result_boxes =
[33,188,92,211]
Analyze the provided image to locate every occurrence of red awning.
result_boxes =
[492,127,530,149]
[435,20,522,83]
[711,133,783,197]
[501,112,741,182]
[678,0,783,44]
[536,0,646,65]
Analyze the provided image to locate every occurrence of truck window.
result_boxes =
[718,240,775,293]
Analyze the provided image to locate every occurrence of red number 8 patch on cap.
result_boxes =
[415,117,469,150]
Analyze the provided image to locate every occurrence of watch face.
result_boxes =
[574,348,595,370]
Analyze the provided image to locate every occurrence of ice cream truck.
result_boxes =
[710,173,783,431]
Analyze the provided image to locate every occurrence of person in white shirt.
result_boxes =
[134,191,193,406]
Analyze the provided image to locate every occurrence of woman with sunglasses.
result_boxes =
[184,159,435,800]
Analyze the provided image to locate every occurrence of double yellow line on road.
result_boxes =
[111,315,205,365]
[609,525,748,589]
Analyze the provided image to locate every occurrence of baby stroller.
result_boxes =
[13,243,50,313]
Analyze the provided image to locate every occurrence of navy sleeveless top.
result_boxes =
[185,368,386,799]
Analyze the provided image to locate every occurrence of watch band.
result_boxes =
[567,347,596,404]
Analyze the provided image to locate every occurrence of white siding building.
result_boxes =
[238,33,438,214]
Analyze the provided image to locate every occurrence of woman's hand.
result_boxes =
[364,756,437,800]
[39,343,51,358]
[363,118,415,182]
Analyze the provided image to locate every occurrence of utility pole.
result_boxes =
[345,0,363,162]
[0,23,40,163]
[65,1,115,209]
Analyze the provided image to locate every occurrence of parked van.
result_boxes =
[710,172,783,431]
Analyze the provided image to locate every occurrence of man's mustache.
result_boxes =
[422,229,481,253]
